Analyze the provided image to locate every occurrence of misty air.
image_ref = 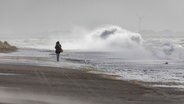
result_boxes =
[0,0,184,104]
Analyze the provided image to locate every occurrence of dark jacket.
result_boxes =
[55,43,62,54]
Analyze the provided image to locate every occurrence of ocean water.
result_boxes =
[0,25,184,88]
[0,48,184,88]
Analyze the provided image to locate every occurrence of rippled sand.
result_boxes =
[0,64,184,104]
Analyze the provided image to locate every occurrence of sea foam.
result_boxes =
[2,25,184,59]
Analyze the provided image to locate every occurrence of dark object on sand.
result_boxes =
[164,62,168,64]
[0,41,17,53]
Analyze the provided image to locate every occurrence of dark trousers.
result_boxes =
[56,53,60,62]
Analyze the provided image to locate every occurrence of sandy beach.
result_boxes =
[1,0,184,103]
[0,64,183,104]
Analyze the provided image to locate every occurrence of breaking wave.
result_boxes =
[3,25,184,59]
[85,25,143,50]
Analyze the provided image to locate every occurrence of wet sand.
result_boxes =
[0,64,184,104]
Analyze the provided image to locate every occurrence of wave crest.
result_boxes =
[86,25,143,50]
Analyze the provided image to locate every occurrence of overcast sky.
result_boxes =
[0,0,184,34]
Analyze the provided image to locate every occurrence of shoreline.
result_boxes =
[0,47,184,90]
[87,70,184,90]
[0,63,184,104]
[1,50,184,90]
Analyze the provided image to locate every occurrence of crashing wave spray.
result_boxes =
[83,25,184,59]
[81,25,154,59]
[85,25,143,50]
[5,25,184,60]
[144,39,184,59]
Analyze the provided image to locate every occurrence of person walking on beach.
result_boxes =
[55,41,63,62]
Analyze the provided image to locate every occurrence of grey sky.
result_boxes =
[0,0,184,34]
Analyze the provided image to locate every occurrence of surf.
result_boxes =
[2,25,184,60]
